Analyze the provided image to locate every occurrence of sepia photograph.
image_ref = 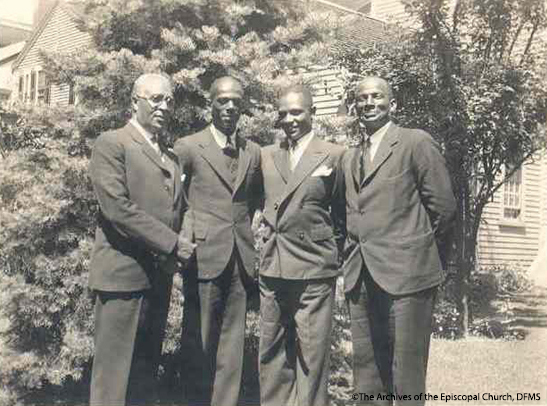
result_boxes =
[0,0,546,405]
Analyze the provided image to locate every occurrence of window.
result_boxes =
[18,77,24,100]
[30,71,36,102]
[24,74,30,101]
[37,71,50,105]
[503,165,523,221]
[68,83,75,105]
[17,70,53,105]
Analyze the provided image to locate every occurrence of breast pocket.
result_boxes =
[382,167,416,211]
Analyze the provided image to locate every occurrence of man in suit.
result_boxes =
[88,73,196,406]
[174,76,263,406]
[338,76,456,405]
[259,85,345,406]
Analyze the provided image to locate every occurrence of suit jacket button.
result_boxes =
[274,202,279,210]
[299,232,305,240]
[361,236,366,242]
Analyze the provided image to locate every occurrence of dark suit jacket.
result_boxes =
[339,123,456,294]
[89,122,187,292]
[174,126,263,280]
[260,135,345,279]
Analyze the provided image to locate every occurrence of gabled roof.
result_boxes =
[11,0,86,72]
[314,0,388,51]
[0,18,32,47]
[316,0,371,16]
[0,41,26,64]
[12,0,60,71]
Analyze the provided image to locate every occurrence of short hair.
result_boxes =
[210,76,244,100]
[356,76,394,100]
[131,72,173,99]
[278,84,314,109]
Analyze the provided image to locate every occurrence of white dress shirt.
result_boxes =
[289,131,315,171]
[210,124,237,149]
[366,121,392,162]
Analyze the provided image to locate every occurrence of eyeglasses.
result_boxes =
[135,94,174,108]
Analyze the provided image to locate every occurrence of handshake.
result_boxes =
[175,233,197,266]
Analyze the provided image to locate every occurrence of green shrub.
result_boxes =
[0,107,92,404]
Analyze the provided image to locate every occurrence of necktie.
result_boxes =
[223,135,239,185]
[289,140,298,171]
[360,136,372,182]
[150,134,164,162]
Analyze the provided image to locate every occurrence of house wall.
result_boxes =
[477,157,544,268]
[307,62,545,270]
[0,56,19,101]
[14,4,92,106]
[296,66,344,117]
[541,151,547,249]
[370,0,410,24]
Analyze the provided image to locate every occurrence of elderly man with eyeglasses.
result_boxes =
[88,72,196,406]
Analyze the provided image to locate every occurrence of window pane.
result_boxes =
[37,71,50,105]
[30,71,36,101]
[503,164,523,221]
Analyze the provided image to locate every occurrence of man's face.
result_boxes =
[355,77,396,133]
[133,76,174,135]
[211,79,244,135]
[278,92,313,143]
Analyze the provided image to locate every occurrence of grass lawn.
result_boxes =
[19,289,547,406]
[426,287,547,405]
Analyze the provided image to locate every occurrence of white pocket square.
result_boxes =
[311,165,333,177]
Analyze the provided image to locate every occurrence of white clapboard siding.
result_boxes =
[540,151,547,249]
[301,61,547,270]
[477,158,544,268]
[286,65,345,116]
[370,0,409,24]
[13,2,92,106]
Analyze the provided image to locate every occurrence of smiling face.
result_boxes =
[132,74,174,135]
[355,77,396,134]
[277,88,314,143]
[211,77,244,135]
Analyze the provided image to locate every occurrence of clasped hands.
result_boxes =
[176,233,197,267]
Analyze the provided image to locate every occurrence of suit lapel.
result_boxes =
[362,123,400,186]
[172,156,182,202]
[233,136,251,195]
[279,136,328,206]
[272,147,290,184]
[127,122,169,172]
[197,126,234,192]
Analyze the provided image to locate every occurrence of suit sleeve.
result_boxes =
[331,149,347,256]
[90,133,179,255]
[249,144,265,216]
[412,133,456,253]
[173,137,196,242]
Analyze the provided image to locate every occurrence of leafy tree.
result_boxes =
[334,0,547,335]
[0,1,337,404]
[43,0,337,143]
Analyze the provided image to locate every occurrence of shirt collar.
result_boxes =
[288,130,314,150]
[130,118,158,144]
[210,123,238,149]
[366,121,392,145]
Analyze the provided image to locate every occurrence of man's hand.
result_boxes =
[176,234,197,264]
